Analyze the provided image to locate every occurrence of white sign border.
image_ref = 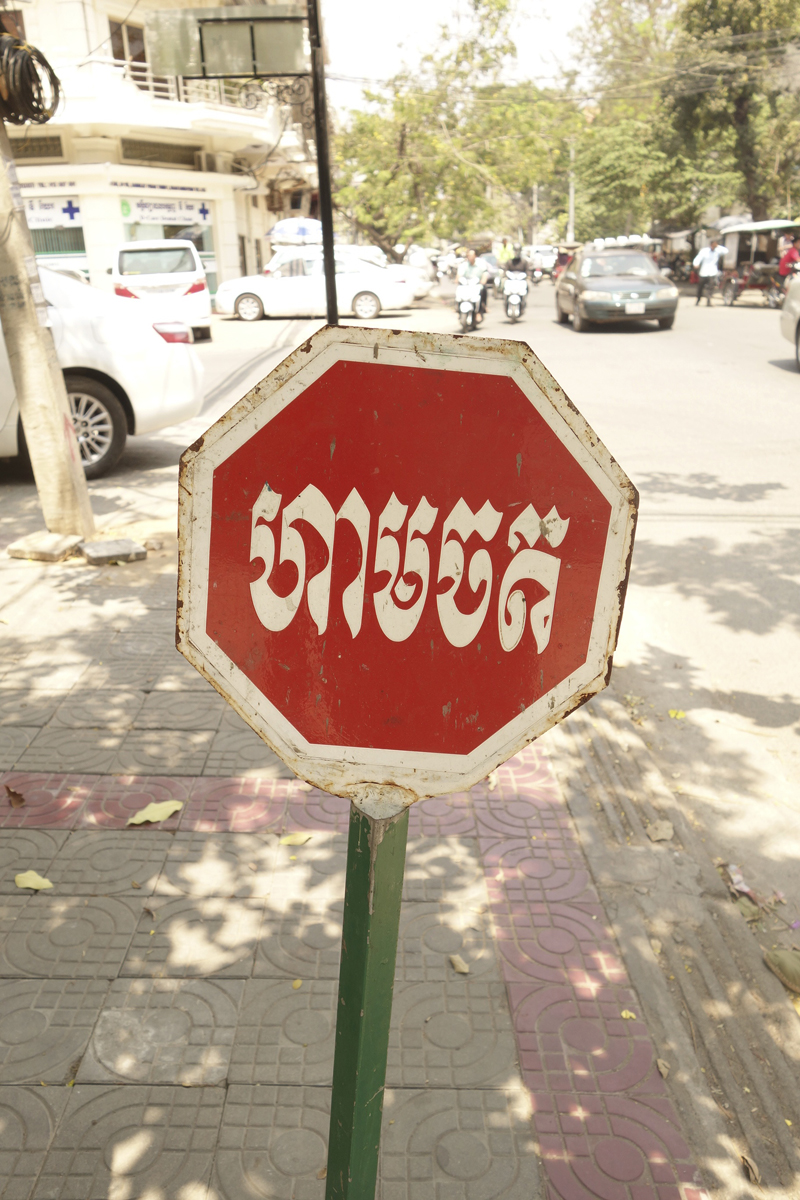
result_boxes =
[178,325,637,804]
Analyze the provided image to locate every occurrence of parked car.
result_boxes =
[779,273,800,368]
[554,246,679,331]
[110,239,212,340]
[216,248,416,321]
[0,268,204,478]
[334,244,433,299]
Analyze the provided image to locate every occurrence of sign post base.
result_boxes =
[325,800,409,1198]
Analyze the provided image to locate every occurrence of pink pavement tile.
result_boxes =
[408,792,476,837]
[78,775,192,828]
[285,786,351,832]
[181,776,286,832]
[0,771,90,827]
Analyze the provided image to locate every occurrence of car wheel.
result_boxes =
[556,297,569,324]
[658,316,675,330]
[235,293,264,321]
[352,291,381,320]
[722,281,737,306]
[192,326,212,342]
[572,308,589,332]
[66,376,127,479]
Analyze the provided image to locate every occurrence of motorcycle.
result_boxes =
[455,279,484,331]
[503,271,528,322]
[530,268,544,286]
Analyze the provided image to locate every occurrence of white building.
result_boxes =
[2,0,318,291]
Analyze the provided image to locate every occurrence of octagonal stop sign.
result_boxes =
[177,325,636,805]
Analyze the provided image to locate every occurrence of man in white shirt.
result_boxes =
[693,238,726,306]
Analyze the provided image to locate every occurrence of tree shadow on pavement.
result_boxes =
[637,471,787,505]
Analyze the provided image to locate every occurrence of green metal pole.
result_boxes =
[325,801,409,1198]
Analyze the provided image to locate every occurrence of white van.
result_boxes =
[110,240,212,340]
[0,268,204,478]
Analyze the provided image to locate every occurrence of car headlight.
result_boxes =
[655,286,679,300]
[581,289,612,301]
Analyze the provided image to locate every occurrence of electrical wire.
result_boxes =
[0,34,60,124]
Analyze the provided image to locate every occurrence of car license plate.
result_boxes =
[625,301,646,314]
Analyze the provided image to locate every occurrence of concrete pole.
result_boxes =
[567,143,575,243]
[0,123,94,537]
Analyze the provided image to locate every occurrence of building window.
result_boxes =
[251,195,259,209]
[31,228,87,255]
[255,239,262,272]
[110,20,146,64]
[121,139,201,168]
[8,135,63,160]
[0,10,25,37]
[239,235,247,277]
[290,190,304,211]
[309,191,319,219]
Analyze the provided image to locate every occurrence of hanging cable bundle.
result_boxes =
[0,34,61,125]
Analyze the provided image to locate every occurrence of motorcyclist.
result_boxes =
[457,249,489,321]
[497,238,514,267]
[505,245,528,274]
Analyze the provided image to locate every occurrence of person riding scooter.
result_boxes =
[457,250,489,323]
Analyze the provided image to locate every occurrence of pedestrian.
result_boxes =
[778,235,800,290]
[693,238,726,306]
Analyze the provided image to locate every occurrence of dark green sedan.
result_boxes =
[555,247,679,331]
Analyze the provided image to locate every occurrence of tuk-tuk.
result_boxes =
[718,219,800,308]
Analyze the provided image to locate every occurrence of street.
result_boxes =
[2,285,800,1196]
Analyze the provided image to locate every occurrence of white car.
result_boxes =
[110,240,213,340]
[335,244,434,299]
[780,274,800,368]
[0,268,204,478]
[215,248,416,321]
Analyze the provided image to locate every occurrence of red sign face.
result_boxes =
[178,328,636,802]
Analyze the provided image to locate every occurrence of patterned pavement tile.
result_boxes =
[14,729,123,775]
[387,981,519,1088]
[78,776,191,829]
[157,832,279,899]
[284,788,351,833]
[204,729,296,778]
[0,830,69,893]
[77,978,243,1085]
[45,830,173,896]
[111,729,214,775]
[133,692,228,731]
[0,1086,70,1200]
[0,692,66,727]
[0,728,40,770]
[270,832,347,905]
[0,659,90,692]
[32,1084,223,1200]
[483,839,596,909]
[473,793,574,840]
[153,659,218,691]
[395,901,500,983]
[0,894,139,978]
[408,792,476,838]
[0,775,89,830]
[77,659,164,691]
[181,778,287,833]
[229,979,336,1085]
[491,900,624,990]
[212,1084,330,1199]
[254,897,343,980]
[404,837,487,904]
[0,978,109,1083]
[48,690,144,731]
[380,1085,540,1198]
[121,896,264,978]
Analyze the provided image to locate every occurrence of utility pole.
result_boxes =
[307,0,338,326]
[531,181,539,247]
[0,123,94,537]
[567,143,575,243]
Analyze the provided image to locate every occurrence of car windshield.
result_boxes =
[482,254,499,267]
[580,254,657,279]
[119,248,195,276]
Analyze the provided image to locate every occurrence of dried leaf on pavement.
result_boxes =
[316,1167,327,1179]
[126,800,183,826]
[656,1058,670,1079]
[736,896,761,922]
[647,820,674,842]
[650,939,662,956]
[280,832,313,846]
[741,1154,760,1184]
[131,880,141,889]
[620,1009,637,1020]
[5,785,25,808]
[668,709,686,719]
[292,979,303,989]
[449,954,470,974]
[15,870,53,891]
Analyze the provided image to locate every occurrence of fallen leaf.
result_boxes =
[786,1119,793,1127]
[292,979,303,990]
[647,820,674,843]
[736,896,761,922]
[650,939,662,956]
[66,1079,75,1087]
[248,862,257,872]
[741,1154,760,1184]
[449,954,470,975]
[620,1010,637,1020]
[486,770,498,792]
[792,996,800,1017]
[143,905,155,919]
[131,880,141,889]
[15,870,53,891]
[126,800,183,826]
[316,1167,327,1180]
[668,709,686,719]
[656,1058,670,1079]
[280,832,312,846]
[4,784,25,808]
